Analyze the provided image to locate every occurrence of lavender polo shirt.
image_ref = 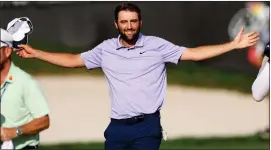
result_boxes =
[81,33,186,119]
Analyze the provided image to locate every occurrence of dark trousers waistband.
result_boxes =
[111,111,160,124]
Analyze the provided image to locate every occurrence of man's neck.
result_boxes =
[0,61,11,86]
[120,38,137,48]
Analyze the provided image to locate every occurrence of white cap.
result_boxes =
[7,17,33,42]
[1,28,13,48]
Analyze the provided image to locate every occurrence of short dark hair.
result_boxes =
[114,3,141,22]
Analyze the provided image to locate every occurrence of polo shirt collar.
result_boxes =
[116,33,144,50]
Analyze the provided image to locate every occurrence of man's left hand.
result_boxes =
[1,127,17,141]
[232,26,260,49]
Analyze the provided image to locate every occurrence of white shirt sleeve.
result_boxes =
[259,56,269,72]
[251,56,270,102]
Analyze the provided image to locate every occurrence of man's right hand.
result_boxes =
[15,44,85,68]
[16,44,38,58]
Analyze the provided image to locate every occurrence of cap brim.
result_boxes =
[12,36,28,49]
[0,41,12,48]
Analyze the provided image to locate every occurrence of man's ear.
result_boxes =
[114,21,118,29]
[5,47,12,58]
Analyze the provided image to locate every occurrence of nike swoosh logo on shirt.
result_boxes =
[139,52,145,54]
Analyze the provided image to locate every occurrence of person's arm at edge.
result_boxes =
[251,57,270,102]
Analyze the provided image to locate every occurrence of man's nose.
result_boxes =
[127,22,132,29]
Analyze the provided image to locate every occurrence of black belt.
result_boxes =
[111,111,160,124]
[22,145,39,149]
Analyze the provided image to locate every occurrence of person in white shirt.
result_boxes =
[251,41,269,139]
[252,42,270,102]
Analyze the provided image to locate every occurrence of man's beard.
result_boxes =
[118,27,140,44]
[0,60,7,72]
[0,63,5,72]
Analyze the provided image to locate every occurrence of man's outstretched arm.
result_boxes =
[16,45,85,68]
[180,27,259,61]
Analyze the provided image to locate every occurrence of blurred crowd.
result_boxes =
[228,2,269,68]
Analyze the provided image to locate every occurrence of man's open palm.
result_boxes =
[233,27,259,49]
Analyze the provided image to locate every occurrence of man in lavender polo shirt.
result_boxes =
[17,3,259,150]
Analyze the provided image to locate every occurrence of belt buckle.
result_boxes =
[126,115,144,124]
[135,115,144,121]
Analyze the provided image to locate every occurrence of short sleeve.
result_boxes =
[157,38,186,64]
[23,78,50,119]
[81,42,103,69]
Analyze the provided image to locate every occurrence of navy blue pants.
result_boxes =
[104,112,162,150]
